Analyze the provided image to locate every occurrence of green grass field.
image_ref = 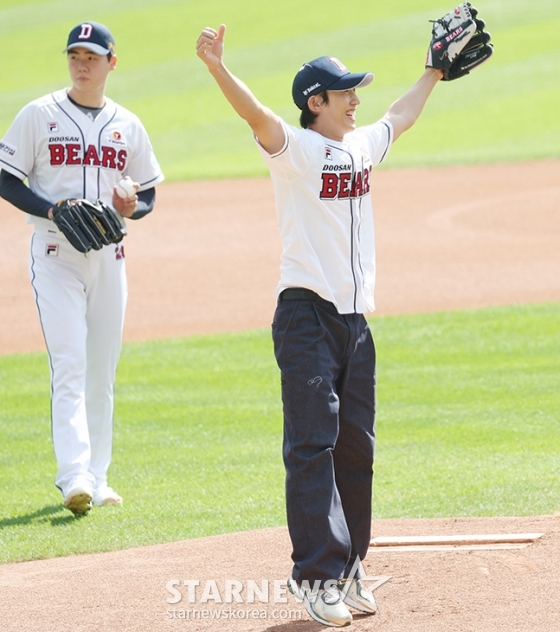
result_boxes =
[0,0,558,564]
[1,304,559,563]
[0,0,559,179]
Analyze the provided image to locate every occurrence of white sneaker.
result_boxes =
[338,578,378,614]
[92,485,123,507]
[64,486,93,515]
[288,578,352,628]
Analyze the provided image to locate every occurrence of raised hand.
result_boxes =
[196,24,226,68]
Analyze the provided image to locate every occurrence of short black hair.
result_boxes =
[299,90,329,129]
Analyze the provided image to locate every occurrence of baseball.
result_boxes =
[115,178,137,199]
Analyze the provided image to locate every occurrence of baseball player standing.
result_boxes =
[196,4,491,628]
[0,21,164,515]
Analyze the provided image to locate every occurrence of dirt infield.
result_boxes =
[2,160,559,355]
[1,515,559,632]
[0,161,559,631]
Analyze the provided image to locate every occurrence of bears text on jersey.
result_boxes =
[49,142,127,171]
[319,165,372,200]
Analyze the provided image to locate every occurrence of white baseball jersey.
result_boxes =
[0,88,164,225]
[256,119,393,314]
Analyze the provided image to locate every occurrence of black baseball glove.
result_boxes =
[426,2,478,71]
[442,14,493,81]
[52,199,127,253]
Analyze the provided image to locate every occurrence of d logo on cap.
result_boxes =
[63,21,116,56]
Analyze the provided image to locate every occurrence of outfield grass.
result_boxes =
[0,0,559,180]
[1,303,559,563]
[1,0,558,565]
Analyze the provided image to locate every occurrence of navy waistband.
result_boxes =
[279,288,320,302]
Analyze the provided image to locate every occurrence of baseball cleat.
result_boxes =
[338,578,378,614]
[64,487,93,515]
[92,484,123,506]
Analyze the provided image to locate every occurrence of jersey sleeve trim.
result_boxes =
[254,119,289,159]
[0,160,27,180]
[379,119,393,163]
[139,173,165,188]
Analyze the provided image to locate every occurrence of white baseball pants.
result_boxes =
[30,228,127,498]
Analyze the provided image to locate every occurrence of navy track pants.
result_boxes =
[272,290,376,586]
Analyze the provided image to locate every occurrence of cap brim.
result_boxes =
[63,43,111,55]
[329,71,374,92]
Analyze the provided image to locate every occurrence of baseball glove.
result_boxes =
[442,17,493,81]
[426,2,478,71]
[52,199,127,253]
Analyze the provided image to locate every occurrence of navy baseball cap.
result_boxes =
[292,56,374,109]
[63,21,116,56]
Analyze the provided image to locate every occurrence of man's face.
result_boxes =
[67,47,116,96]
[327,89,360,126]
[311,88,361,140]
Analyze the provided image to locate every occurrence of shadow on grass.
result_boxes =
[0,503,84,528]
